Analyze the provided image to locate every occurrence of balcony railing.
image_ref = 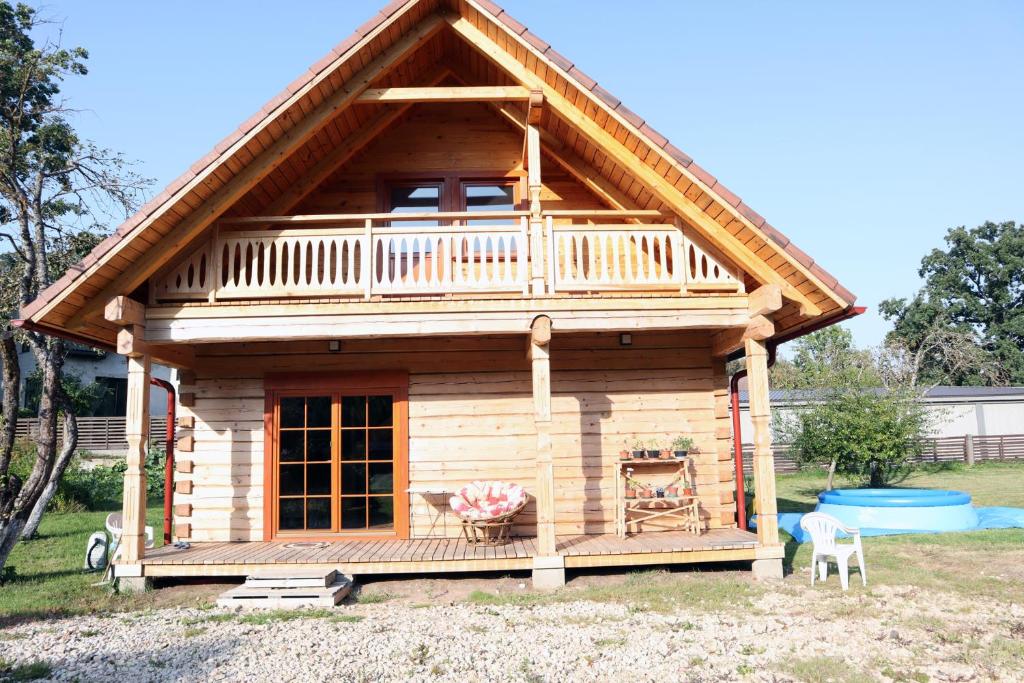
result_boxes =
[153,210,742,303]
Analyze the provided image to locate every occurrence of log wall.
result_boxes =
[173,331,736,541]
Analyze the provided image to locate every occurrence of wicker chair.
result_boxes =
[449,481,528,545]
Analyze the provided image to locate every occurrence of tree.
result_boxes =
[0,3,147,571]
[770,326,880,390]
[880,221,1023,386]
[781,387,932,488]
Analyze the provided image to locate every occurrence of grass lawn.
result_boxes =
[0,503,178,623]
[776,461,1024,599]
[1,462,1022,625]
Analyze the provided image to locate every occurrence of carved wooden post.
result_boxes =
[121,352,152,564]
[105,297,151,567]
[530,316,555,556]
[745,336,778,547]
[525,89,545,295]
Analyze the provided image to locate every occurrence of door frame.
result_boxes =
[262,371,409,541]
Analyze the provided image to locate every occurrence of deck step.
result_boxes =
[217,576,352,609]
[244,569,338,589]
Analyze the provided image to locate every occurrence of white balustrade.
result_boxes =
[152,211,740,302]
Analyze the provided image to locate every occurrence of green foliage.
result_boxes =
[7,438,163,513]
[0,657,52,681]
[880,221,1023,385]
[780,388,932,487]
[670,435,694,452]
[771,326,880,390]
[20,367,107,417]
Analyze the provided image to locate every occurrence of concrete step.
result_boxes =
[244,569,338,589]
[216,577,352,609]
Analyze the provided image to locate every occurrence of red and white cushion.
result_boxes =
[450,481,527,521]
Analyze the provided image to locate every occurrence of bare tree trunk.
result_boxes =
[0,333,19,476]
[825,458,837,491]
[21,389,77,540]
[0,340,62,570]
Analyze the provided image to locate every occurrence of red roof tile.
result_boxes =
[639,123,668,149]
[567,66,597,91]
[544,47,573,73]
[614,103,644,129]
[591,85,621,110]
[687,162,716,188]
[522,30,549,53]
[663,143,692,167]
[497,12,527,35]
[737,202,765,228]
[711,181,741,208]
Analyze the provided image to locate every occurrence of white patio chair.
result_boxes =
[105,512,154,560]
[799,511,867,590]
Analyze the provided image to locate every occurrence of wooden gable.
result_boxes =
[18,0,856,349]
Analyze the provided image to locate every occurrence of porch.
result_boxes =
[132,528,774,578]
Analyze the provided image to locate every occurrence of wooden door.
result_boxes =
[264,372,409,540]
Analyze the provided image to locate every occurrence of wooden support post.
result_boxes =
[121,348,151,564]
[745,336,779,548]
[526,96,545,295]
[529,316,556,557]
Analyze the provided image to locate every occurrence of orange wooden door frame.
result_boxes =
[263,371,409,541]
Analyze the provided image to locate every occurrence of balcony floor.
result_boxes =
[132,528,765,578]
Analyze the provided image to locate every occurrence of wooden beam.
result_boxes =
[104,296,145,326]
[527,89,543,125]
[747,284,783,317]
[65,14,445,329]
[265,66,452,215]
[742,315,775,342]
[450,16,825,316]
[120,351,151,564]
[711,326,747,359]
[356,85,531,102]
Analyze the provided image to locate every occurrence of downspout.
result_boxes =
[729,305,866,529]
[150,377,176,545]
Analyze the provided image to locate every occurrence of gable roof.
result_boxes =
[18,0,857,348]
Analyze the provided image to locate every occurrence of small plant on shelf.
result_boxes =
[671,435,695,458]
[644,440,660,459]
[630,439,646,460]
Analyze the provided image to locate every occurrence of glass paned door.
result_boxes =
[277,395,333,531]
[273,390,402,536]
[340,395,395,531]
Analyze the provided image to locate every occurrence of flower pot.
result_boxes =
[674,450,688,459]
[655,488,665,498]
[659,449,673,460]
[632,450,645,460]
[625,487,637,499]
[620,450,632,460]
[665,485,679,497]
[683,487,693,496]
[645,450,660,459]
[639,488,654,499]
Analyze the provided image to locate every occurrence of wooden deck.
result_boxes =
[133,529,772,578]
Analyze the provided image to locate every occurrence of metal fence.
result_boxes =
[14,416,169,453]
[743,434,1024,474]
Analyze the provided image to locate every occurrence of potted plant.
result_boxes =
[625,484,637,499]
[658,445,673,460]
[620,447,632,461]
[655,486,665,498]
[644,440,660,460]
[631,439,646,460]
[639,486,654,499]
[665,484,679,497]
[672,435,695,459]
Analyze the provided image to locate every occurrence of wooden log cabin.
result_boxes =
[17,0,858,589]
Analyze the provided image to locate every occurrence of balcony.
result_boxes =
[152,210,743,304]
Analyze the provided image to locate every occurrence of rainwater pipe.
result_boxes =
[150,377,177,545]
[728,305,866,530]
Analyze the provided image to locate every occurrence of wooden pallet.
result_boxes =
[244,569,338,589]
[216,573,352,609]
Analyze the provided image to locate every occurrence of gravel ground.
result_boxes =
[4,582,1023,682]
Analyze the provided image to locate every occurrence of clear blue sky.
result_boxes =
[38,1,1024,347]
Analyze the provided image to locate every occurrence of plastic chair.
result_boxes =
[799,511,867,590]
[105,512,154,560]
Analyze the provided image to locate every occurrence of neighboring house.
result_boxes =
[14,0,859,588]
[12,343,172,416]
[737,386,1024,439]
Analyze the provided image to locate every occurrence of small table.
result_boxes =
[406,487,450,538]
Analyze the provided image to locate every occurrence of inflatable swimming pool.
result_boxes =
[815,488,979,533]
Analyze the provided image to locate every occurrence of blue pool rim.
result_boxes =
[818,488,972,508]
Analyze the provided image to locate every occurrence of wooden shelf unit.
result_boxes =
[614,458,703,538]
